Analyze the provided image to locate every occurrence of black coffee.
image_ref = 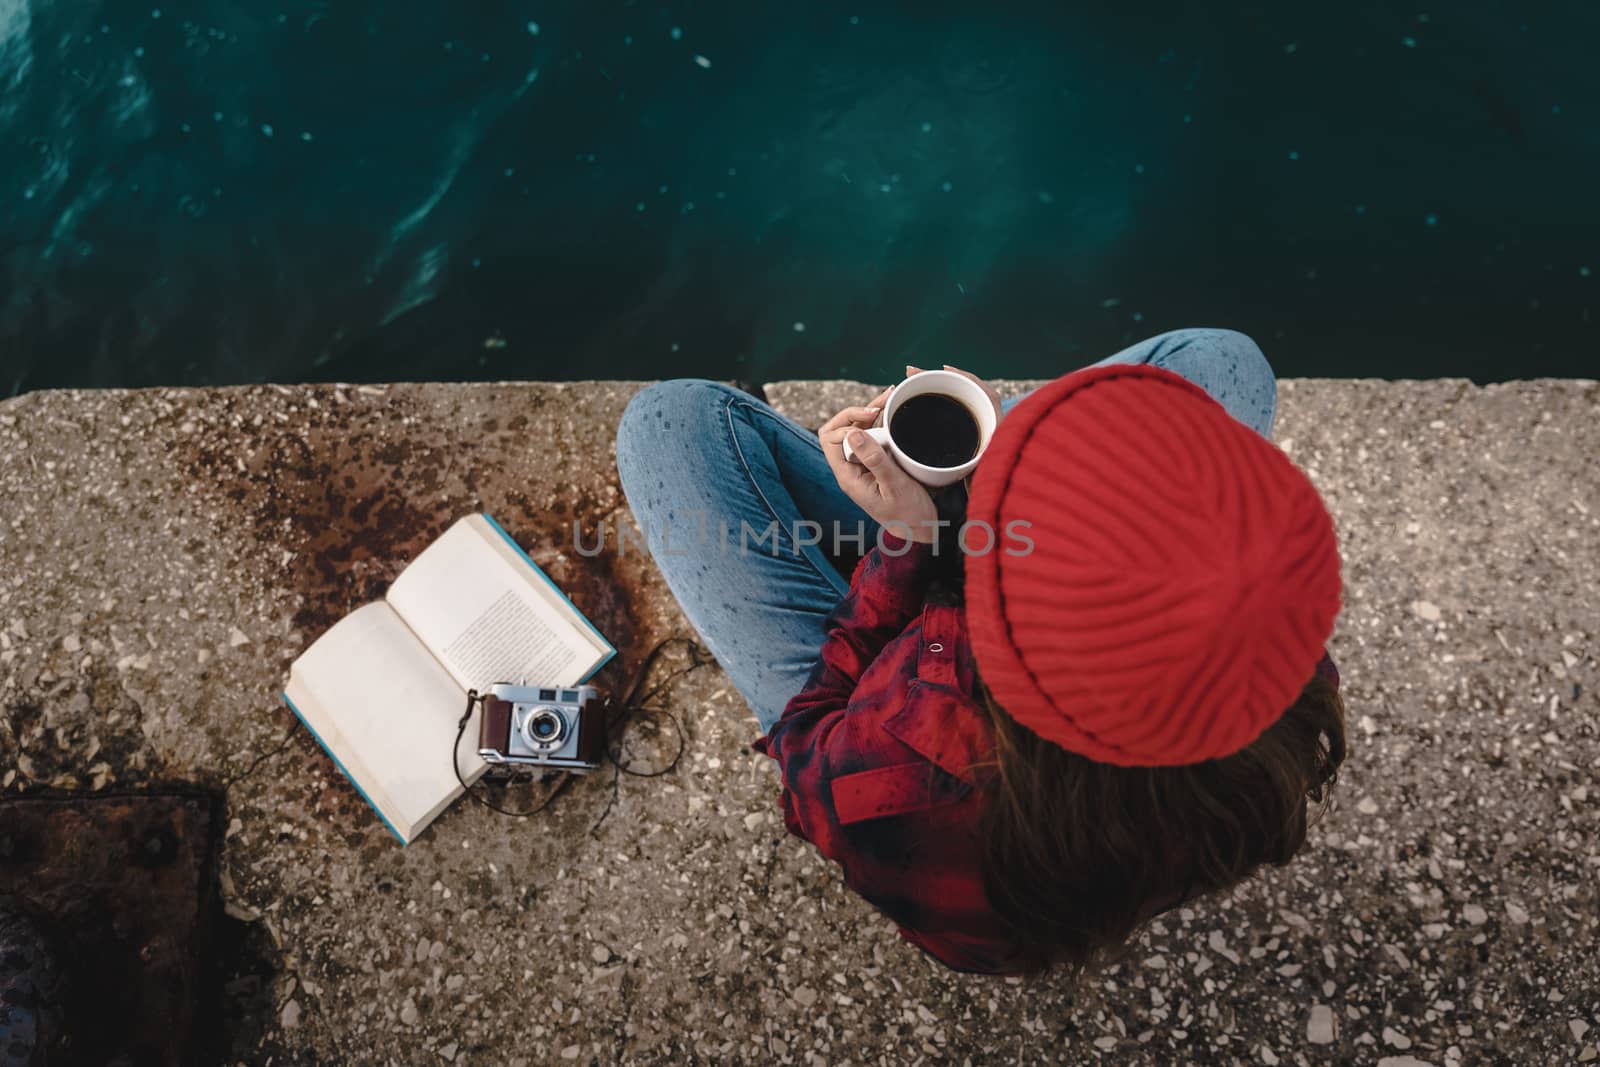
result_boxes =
[889,393,981,468]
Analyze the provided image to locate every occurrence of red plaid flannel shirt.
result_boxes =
[751,533,1341,976]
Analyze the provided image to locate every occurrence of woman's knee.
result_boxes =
[1214,328,1270,375]
[1166,328,1271,372]
[615,378,748,501]
[620,378,726,432]
[618,379,730,458]
[1159,329,1277,436]
[1085,329,1277,435]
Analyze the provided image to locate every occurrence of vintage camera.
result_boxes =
[477,683,606,774]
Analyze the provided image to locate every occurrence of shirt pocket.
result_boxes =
[915,602,962,686]
[829,762,971,825]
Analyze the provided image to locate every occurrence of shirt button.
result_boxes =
[927,642,945,653]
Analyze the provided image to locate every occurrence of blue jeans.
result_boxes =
[614,329,1276,733]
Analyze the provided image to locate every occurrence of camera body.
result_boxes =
[478,683,605,774]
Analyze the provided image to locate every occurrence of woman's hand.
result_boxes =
[935,363,1005,426]
[818,375,939,543]
[817,364,1003,543]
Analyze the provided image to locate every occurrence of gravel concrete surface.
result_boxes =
[1,376,1596,1066]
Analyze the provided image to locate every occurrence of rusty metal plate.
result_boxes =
[0,793,222,1067]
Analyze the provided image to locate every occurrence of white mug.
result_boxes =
[841,369,998,487]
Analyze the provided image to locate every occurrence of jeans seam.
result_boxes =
[722,395,850,597]
[726,389,833,457]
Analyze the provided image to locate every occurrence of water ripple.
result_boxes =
[382,241,450,325]
[0,0,34,116]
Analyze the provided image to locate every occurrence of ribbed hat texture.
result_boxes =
[964,364,1341,767]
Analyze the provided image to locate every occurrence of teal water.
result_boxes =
[2,2,1597,394]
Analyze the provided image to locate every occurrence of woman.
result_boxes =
[614,329,1346,978]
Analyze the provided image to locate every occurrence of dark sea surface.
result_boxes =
[2,1,1597,393]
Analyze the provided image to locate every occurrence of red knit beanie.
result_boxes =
[964,364,1341,767]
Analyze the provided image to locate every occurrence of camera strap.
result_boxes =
[450,636,711,826]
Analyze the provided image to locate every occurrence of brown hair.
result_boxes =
[973,672,1347,980]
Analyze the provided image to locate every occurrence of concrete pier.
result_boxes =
[1,377,1596,1065]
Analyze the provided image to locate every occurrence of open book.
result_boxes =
[282,514,614,844]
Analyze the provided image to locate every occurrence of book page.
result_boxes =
[284,601,485,843]
[386,515,609,691]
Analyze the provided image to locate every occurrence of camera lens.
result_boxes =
[522,707,567,748]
